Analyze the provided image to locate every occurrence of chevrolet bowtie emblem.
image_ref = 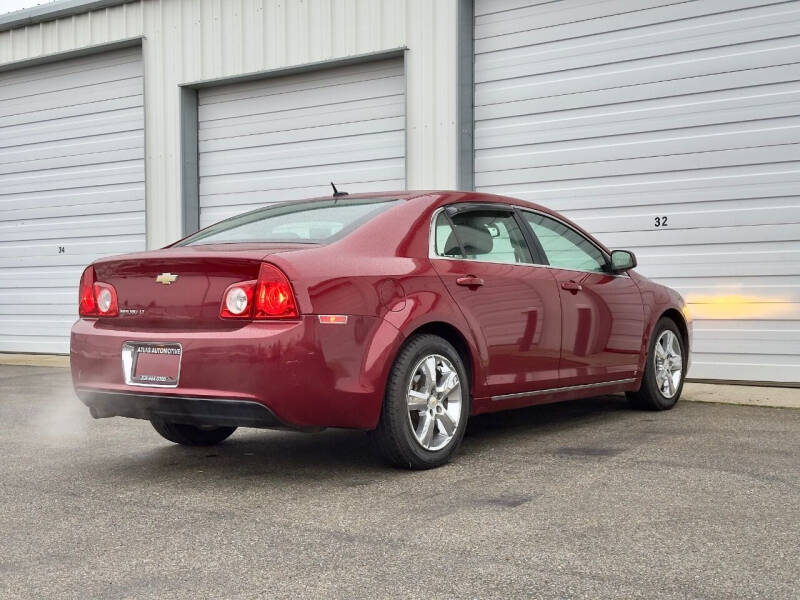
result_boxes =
[156,272,178,285]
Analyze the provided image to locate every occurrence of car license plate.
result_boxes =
[122,342,182,387]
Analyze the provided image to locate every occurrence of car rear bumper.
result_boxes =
[70,315,404,430]
[77,390,286,429]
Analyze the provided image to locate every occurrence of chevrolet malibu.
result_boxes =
[71,191,691,469]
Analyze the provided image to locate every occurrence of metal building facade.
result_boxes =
[0,0,798,384]
[197,57,407,226]
[474,0,800,383]
[0,0,462,250]
[0,45,145,353]
[0,0,463,354]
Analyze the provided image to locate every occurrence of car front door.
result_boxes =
[519,210,645,388]
[430,204,562,400]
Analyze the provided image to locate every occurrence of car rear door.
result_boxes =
[430,204,561,400]
[518,210,645,388]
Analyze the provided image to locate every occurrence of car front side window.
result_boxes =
[523,212,607,273]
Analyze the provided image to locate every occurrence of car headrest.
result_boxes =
[444,223,493,257]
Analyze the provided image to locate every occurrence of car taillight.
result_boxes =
[79,266,97,316]
[78,266,119,317]
[221,283,255,319]
[220,263,298,320]
[254,263,298,318]
[94,282,119,316]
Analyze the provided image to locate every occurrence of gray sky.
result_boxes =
[0,0,57,16]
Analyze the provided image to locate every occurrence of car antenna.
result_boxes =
[330,182,348,198]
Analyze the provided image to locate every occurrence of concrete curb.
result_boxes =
[0,353,69,368]
[682,382,800,409]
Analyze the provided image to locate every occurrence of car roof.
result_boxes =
[290,189,555,214]
[270,189,612,260]
[200,189,592,251]
[269,189,579,240]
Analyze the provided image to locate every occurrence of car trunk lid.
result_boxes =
[91,243,313,329]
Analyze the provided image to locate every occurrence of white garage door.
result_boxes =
[0,47,145,354]
[198,58,406,227]
[474,0,800,383]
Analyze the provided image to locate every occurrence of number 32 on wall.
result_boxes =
[654,216,668,228]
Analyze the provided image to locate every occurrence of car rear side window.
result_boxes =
[434,212,463,257]
[434,209,532,265]
[523,212,607,273]
[177,198,401,246]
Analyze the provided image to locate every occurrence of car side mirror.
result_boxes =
[610,249,637,273]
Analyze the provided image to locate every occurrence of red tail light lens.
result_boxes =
[219,263,298,320]
[78,266,97,316]
[254,263,298,318]
[78,267,119,317]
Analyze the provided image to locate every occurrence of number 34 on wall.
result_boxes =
[654,216,668,228]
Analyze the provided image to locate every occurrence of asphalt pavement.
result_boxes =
[1,365,798,599]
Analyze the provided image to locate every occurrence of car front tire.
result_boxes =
[150,419,237,446]
[627,317,686,411]
[369,334,470,469]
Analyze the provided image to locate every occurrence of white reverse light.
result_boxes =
[97,288,113,313]
[225,286,249,315]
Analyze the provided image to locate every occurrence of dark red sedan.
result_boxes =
[71,191,691,468]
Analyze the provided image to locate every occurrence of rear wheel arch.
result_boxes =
[400,321,476,402]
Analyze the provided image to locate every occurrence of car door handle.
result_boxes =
[561,280,582,293]
[456,275,484,288]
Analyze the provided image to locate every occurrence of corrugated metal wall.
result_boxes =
[197,57,406,226]
[0,46,145,353]
[474,0,800,383]
[0,0,459,250]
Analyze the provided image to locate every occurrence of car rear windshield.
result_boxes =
[177,198,401,246]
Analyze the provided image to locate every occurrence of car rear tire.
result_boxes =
[627,317,685,411]
[150,419,237,446]
[369,334,470,469]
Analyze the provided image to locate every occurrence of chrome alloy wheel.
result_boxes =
[654,330,683,398]
[406,354,463,451]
